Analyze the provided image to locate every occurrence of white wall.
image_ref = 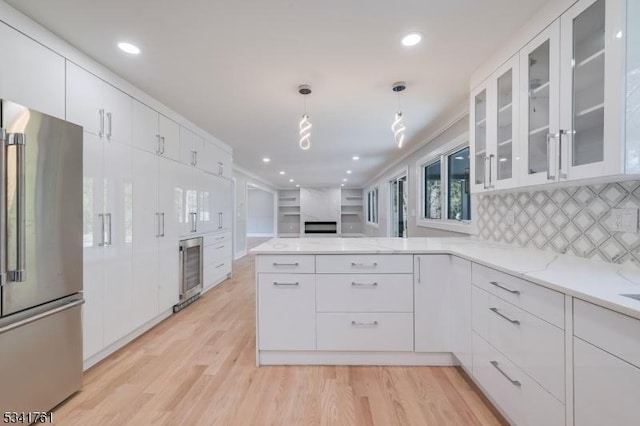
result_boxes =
[248,188,275,236]
[364,115,471,238]
[233,167,278,258]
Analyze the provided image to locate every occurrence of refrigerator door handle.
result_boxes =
[7,133,27,282]
[0,298,85,336]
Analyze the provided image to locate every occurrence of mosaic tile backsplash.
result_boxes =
[476,181,640,264]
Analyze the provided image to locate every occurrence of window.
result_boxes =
[366,187,378,225]
[447,147,471,221]
[424,161,441,219]
[417,135,473,234]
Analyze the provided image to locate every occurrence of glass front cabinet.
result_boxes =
[471,0,632,193]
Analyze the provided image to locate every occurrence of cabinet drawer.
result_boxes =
[204,259,231,286]
[204,242,232,263]
[316,274,413,313]
[472,263,565,329]
[486,292,565,402]
[574,299,640,368]
[257,255,315,274]
[258,274,316,350]
[574,337,640,426]
[316,313,413,351]
[204,232,231,246]
[472,333,564,426]
[316,255,413,274]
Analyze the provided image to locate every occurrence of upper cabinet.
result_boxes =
[471,54,520,193]
[66,61,131,145]
[471,0,630,193]
[0,22,65,119]
[132,99,180,161]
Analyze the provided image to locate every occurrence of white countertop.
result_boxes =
[251,237,640,320]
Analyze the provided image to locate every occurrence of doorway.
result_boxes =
[390,174,408,238]
[247,185,277,238]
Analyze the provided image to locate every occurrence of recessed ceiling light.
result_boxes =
[343,178,347,182]
[262,157,271,163]
[118,42,140,54]
[402,32,423,47]
[289,178,294,182]
[296,184,300,188]
[346,170,352,174]
[352,156,359,161]
[341,184,345,187]
[279,171,285,175]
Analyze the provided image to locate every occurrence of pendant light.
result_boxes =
[391,81,406,148]
[298,84,312,150]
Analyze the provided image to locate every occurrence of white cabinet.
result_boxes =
[202,140,232,178]
[574,337,640,426]
[66,62,131,145]
[0,21,65,119]
[257,274,316,350]
[470,54,520,192]
[472,0,631,191]
[414,255,451,352]
[157,158,181,311]
[450,257,472,372]
[179,126,203,167]
[132,100,180,161]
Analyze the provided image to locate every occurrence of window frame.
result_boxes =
[365,186,379,227]
[415,132,477,235]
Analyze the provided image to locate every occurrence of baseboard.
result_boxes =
[83,309,173,371]
[234,249,247,260]
[258,351,455,366]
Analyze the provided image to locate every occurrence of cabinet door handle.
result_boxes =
[161,136,166,154]
[417,257,421,283]
[219,212,223,229]
[156,135,161,154]
[351,282,378,287]
[488,154,495,189]
[106,213,113,246]
[489,281,520,295]
[272,262,299,267]
[218,161,223,176]
[484,156,490,190]
[351,321,378,326]
[98,213,106,246]
[559,129,568,179]
[490,307,520,325]
[194,151,198,166]
[273,281,299,286]
[106,112,113,139]
[490,361,521,387]
[191,212,197,232]
[351,262,377,268]
[161,212,165,237]
[98,109,105,137]
[546,133,558,180]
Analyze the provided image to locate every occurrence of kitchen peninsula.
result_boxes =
[253,237,640,426]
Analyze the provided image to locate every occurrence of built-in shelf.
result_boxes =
[341,212,360,216]
[345,196,363,200]
[282,213,300,216]
[498,102,513,114]
[530,124,550,136]
[531,81,550,95]
[576,103,604,118]
[279,197,296,201]
[577,48,605,69]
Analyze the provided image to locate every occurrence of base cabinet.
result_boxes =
[450,257,472,372]
[414,255,451,352]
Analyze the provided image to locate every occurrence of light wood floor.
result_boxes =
[55,240,504,425]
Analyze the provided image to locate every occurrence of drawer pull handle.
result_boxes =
[216,236,225,240]
[352,282,378,287]
[273,282,299,286]
[216,263,225,269]
[216,245,225,249]
[490,307,520,325]
[351,262,378,268]
[490,281,520,295]
[272,262,300,267]
[351,320,378,326]
[490,361,521,387]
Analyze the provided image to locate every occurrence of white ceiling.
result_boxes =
[7,0,549,188]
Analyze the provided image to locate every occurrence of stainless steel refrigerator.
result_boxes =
[0,100,84,412]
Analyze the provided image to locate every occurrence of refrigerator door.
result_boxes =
[1,100,83,316]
